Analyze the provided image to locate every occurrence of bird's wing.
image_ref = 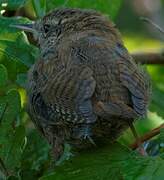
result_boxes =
[70,36,150,118]
[115,43,150,117]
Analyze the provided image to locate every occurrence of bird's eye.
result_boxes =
[43,24,50,33]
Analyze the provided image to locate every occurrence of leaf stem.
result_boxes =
[130,123,164,150]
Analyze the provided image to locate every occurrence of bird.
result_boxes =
[12,8,150,160]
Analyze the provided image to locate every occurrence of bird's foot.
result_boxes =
[73,124,96,146]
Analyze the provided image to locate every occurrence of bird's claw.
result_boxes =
[73,124,96,146]
[78,133,96,146]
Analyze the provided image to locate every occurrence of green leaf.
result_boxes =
[0,64,8,87]
[0,0,27,10]
[47,0,123,19]
[16,73,27,88]
[20,129,50,179]
[21,129,50,171]
[147,65,164,119]
[32,0,46,18]
[40,143,164,180]
[0,89,24,174]
[4,126,26,171]
[150,87,164,118]
[0,16,39,81]
[0,89,21,130]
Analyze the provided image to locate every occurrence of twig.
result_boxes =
[130,123,164,150]
[134,17,164,65]
[140,17,164,34]
[132,51,164,65]
[128,122,146,155]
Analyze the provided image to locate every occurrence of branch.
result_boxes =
[130,123,164,150]
[140,17,164,34]
[128,122,147,155]
[132,51,164,65]
[131,17,164,65]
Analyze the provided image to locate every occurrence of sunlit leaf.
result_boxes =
[0,0,27,10]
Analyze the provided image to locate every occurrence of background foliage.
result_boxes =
[0,0,164,179]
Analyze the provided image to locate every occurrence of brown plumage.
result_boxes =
[19,8,150,160]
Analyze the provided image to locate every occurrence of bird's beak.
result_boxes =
[10,23,36,33]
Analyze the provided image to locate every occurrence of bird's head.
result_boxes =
[11,8,111,59]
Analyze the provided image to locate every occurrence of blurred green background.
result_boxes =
[0,0,164,179]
